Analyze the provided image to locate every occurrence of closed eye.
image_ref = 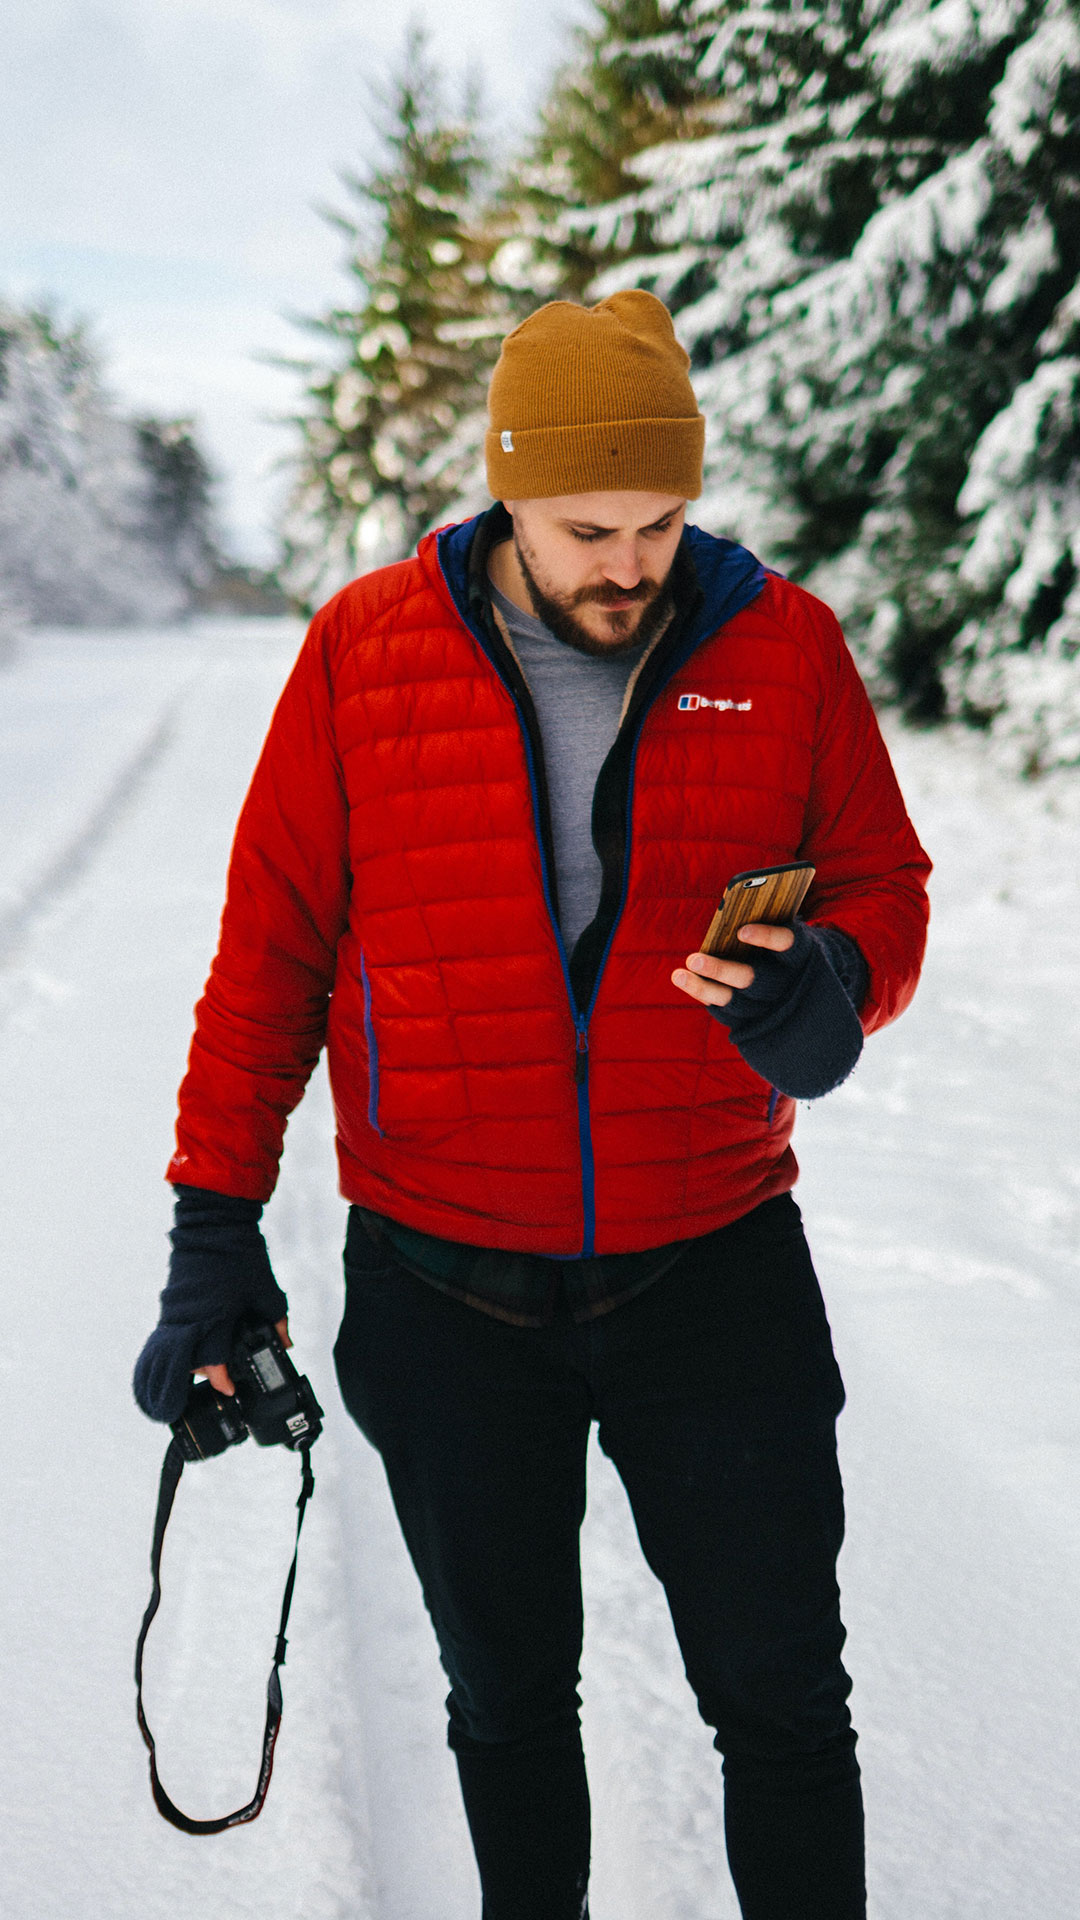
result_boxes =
[568,516,676,544]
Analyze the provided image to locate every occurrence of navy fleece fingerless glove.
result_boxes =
[133,1185,289,1423]
[711,922,869,1100]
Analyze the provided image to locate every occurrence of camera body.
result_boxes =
[172,1319,324,1462]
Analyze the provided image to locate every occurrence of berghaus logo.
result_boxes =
[677,693,752,712]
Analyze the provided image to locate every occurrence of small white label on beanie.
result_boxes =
[500,430,514,452]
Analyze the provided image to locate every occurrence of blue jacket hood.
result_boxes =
[435,509,766,662]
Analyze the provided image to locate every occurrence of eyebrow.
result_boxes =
[561,509,680,535]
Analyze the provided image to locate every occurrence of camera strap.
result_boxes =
[134,1434,316,1834]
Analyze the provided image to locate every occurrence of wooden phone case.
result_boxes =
[700,862,816,960]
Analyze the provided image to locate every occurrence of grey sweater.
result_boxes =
[490,581,646,952]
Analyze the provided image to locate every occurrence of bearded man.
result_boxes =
[136,291,930,1920]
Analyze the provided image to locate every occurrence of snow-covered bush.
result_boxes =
[0,579,22,667]
[945,351,1080,770]
[0,306,218,627]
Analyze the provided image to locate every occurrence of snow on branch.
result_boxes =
[772,145,995,341]
[869,0,1029,95]
[989,3,1080,163]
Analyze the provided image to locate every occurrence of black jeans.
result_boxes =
[334,1194,864,1920]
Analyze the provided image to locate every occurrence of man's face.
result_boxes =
[504,491,687,657]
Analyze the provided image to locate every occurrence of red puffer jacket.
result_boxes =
[169,511,930,1255]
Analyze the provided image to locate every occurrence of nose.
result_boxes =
[601,539,644,590]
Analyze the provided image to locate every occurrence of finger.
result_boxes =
[672,967,733,1008]
[673,968,733,1007]
[684,950,756,989]
[275,1316,292,1350]
[735,922,795,953]
[197,1361,236,1396]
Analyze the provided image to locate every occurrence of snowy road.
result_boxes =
[1,619,1078,1919]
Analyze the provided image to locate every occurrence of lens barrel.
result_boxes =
[172,1380,249,1461]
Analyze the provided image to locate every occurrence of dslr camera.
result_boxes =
[172,1318,323,1461]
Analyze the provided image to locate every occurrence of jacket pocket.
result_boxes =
[359,949,383,1136]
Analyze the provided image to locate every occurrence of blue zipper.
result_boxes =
[359,949,383,1137]
[435,539,701,1259]
[462,667,655,1258]
[573,1016,596,1254]
[503,692,599,1254]
[568,669,695,1244]
[580,625,717,1036]
[432,540,598,1249]
[435,514,767,1260]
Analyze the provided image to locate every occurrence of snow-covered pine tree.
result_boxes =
[429,1,709,527]
[490,0,702,305]
[0,305,203,628]
[939,3,1080,771]
[573,0,1080,765]
[280,28,508,610]
[574,0,949,555]
[730,0,1080,757]
[134,416,220,601]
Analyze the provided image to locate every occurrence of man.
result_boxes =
[136,291,930,1919]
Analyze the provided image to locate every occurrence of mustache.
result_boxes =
[573,579,660,608]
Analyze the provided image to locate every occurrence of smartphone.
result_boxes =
[699,861,816,960]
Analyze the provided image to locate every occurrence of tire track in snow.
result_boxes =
[268,1062,477,1920]
[0,697,183,974]
[0,635,369,1920]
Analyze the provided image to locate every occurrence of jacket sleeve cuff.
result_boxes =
[171,1183,265,1234]
[807,924,869,1015]
[711,924,866,1099]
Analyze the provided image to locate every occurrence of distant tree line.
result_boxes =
[0,305,276,640]
[285,1,1080,774]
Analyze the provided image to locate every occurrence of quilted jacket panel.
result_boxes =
[169,521,930,1255]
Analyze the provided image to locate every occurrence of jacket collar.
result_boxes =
[429,502,766,670]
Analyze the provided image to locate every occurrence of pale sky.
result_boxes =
[0,0,588,562]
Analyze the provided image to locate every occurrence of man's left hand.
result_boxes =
[671,923,795,1009]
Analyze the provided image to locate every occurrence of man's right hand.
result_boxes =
[133,1185,290,1424]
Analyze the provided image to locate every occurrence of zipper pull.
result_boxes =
[574,1022,589,1085]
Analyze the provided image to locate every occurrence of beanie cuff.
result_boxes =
[485,413,704,502]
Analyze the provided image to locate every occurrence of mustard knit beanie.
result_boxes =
[485,290,704,501]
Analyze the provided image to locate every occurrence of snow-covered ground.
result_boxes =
[1,618,1078,1919]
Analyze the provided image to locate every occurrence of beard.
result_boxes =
[513,531,675,659]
